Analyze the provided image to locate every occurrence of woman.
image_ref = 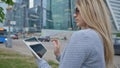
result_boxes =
[37,0,115,68]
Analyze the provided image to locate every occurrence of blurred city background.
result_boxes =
[0,0,120,68]
[0,0,119,34]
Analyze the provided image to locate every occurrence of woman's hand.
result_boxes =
[52,39,61,57]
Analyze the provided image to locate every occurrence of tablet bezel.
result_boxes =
[23,37,47,60]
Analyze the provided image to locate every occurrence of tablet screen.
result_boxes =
[30,43,47,58]
[25,37,38,42]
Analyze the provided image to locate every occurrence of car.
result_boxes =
[38,36,50,42]
[0,36,7,43]
[10,34,19,39]
[113,37,120,55]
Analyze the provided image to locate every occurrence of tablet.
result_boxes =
[23,37,47,60]
[24,37,40,45]
[24,36,39,42]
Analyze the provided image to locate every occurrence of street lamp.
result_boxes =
[6,5,13,48]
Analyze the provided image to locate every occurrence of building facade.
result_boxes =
[45,0,76,30]
[5,0,42,32]
[106,0,120,32]
[4,0,120,33]
[45,0,120,32]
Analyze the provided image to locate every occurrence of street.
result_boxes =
[0,39,120,67]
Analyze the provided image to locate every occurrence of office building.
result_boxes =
[45,0,76,30]
[106,0,120,32]
[45,0,120,32]
[5,0,42,32]
[4,0,120,33]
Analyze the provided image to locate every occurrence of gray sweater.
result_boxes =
[37,29,106,68]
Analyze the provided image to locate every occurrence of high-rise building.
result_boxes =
[4,0,120,33]
[106,0,120,32]
[13,3,24,32]
[45,0,75,30]
[46,0,53,29]
[34,0,40,7]
[32,0,46,32]
[45,0,120,32]
[5,0,42,32]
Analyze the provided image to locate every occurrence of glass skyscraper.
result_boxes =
[5,0,118,32]
[46,0,76,30]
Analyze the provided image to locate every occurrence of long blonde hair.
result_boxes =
[76,0,114,68]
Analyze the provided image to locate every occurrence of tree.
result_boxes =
[0,0,14,23]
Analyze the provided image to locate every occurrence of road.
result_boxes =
[0,39,120,67]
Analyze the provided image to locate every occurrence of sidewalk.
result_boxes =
[1,39,120,67]
[0,38,70,63]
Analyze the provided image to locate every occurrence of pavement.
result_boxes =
[0,39,69,63]
[0,31,73,63]
[0,30,120,67]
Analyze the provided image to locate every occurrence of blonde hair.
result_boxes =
[76,0,114,68]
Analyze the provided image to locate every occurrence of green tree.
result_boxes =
[0,0,14,23]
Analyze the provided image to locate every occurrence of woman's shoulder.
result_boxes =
[70,28,102,43]
[73,28,98,37]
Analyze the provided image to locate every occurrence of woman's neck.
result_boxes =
[80,26,89,29]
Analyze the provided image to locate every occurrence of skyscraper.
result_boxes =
[106,0,120,31]
[46,0,75,30]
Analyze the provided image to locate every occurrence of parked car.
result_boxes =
[38,36,50,42]
[10,34,19,39]
[113,37,120,55]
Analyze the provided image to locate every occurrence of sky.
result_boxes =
[13,0,34,8]
[29,0,34,8]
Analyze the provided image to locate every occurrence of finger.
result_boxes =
[52,41,58,46]
[52,40,59,45]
